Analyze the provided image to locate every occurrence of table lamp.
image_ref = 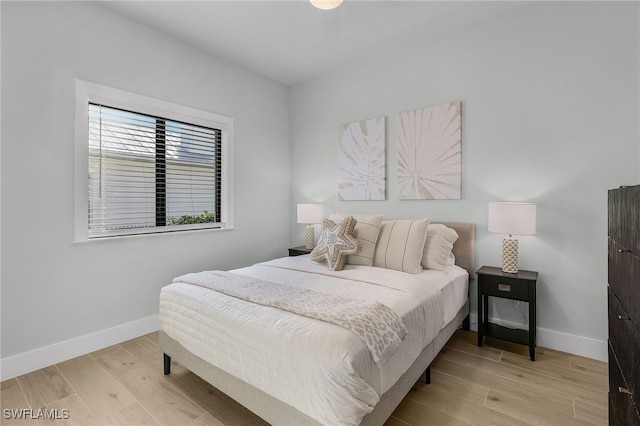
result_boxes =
[297,204,324,249]
[488,202,536,273]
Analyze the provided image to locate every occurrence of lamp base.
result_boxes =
[305,225,315,250]
[501,237,519,273]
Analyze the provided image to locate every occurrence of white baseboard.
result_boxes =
[468,313,607,362]
[536,326,608,362]
[0,315,159,381]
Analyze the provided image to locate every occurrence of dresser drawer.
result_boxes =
[608,344,640,426]
[608,287,640,404]
[608,185,640,256]
[480,274,531,301]
[609,239,640,326]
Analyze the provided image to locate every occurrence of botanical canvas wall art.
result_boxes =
[338,116,386,201]
[397,101,461,199]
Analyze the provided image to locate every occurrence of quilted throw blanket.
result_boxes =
[173,270,408,365]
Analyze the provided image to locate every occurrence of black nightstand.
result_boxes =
[288,246,312,256]
[477,266,538,361]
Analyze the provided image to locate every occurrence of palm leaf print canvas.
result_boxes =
[338,116,386,201]
[397,102,461,199]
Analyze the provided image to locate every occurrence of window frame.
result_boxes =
[74,79,234,241]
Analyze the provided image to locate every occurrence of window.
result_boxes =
[75,80,234,240]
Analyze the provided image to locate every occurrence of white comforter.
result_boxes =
[159,256,446,426]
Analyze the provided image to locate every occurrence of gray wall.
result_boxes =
[1,2,291,358]
[290,2,639,350]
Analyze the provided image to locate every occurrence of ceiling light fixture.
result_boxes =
[310,0,343,11]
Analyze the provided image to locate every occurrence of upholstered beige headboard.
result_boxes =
[432,222,476,280]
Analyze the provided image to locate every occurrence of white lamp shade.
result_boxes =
[297,204,324,224]
[310,0,343,10]
[488,202,536,235]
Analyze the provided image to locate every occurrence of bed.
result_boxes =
[160,220,475,426]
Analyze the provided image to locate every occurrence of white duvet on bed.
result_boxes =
[159,256,467,426]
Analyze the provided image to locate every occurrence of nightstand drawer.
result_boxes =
[481,275,530,300]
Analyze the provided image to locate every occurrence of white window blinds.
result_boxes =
[87,103,222,238]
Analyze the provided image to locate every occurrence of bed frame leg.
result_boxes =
[425,366,431,384]
[164,353,171,375]
[462,314,470,331]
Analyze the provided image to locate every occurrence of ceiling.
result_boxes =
[100,1,531,86]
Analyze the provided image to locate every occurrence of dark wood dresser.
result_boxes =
[608,184,640,425]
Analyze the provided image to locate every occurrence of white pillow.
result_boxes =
[373,218,430,274]
[329,213,383,266]
[422,224,459,271]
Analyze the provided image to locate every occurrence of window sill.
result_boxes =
[72,225,234,244]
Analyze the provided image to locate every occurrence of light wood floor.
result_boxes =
[0,330,608,426]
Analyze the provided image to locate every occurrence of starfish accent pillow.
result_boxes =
[310,216,359,271]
